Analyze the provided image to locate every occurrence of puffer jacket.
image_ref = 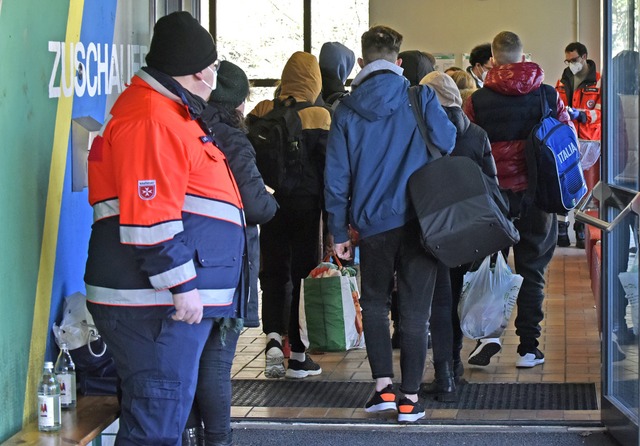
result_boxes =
[464,62,574,192]
[246,51,331,211]
[444,106,497,180]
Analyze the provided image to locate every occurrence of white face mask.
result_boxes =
[201,66,217,91]
[480,70,488,82]
[569,61,584,75]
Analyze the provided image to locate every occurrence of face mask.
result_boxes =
[480,70,488,82]
[201,66,217,91]
[569,61,583,75]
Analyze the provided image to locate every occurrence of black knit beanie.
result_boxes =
[146,11,217,76]
[208,61,249,109]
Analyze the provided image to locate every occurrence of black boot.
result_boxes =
[182,427,200,446]
[453,358,464,384]
[557,221,570,247]
[420,361,457,402]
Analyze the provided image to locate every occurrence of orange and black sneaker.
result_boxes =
[364,384,396,412]
[397,397,425,423]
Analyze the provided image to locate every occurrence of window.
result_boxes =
[214,0,368,111]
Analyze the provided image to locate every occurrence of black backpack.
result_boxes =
[247,96,312,195]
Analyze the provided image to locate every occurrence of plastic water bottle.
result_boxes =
[37,361,61,431]
[55,342,77,409]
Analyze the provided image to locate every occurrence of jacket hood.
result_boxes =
[319,42,355,84]
[421,71,462,108]
[399,50,435,86]
[484,61,544,96]
[444,106,470,135]
[341,60,408,122]
[278,51,322,104]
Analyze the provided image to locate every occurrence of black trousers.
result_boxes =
[260,207,321,353]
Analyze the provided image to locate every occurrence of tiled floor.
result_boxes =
[231,246,602,423]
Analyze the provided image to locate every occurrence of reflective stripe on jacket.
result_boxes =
[85,70,245,316]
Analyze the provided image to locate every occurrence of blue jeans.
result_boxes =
[90,311,213,446]
[187,320,241,445]
[358,221,438,395]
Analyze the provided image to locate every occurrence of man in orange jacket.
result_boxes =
[555,42,602,248]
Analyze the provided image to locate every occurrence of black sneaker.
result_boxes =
[516,348,545,368]
[265,339,285,378]
[285,355,322,379]
[397,397,425,423]
[557,221,571,247]
[468,338,501,366]
[364,384,396,412]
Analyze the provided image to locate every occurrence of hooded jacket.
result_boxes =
[325,60,456,243]
[464,62,574,193]
[555,59,601,141]
[247,52,331,210]
[319,42,356,105]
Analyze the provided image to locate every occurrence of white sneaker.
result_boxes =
[516,348,545,368]
[468,338,501,366]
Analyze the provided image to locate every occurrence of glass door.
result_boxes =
[577,1,640,444]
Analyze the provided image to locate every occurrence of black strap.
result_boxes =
[408,85,442,160]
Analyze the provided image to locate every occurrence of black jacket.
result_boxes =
[202,103,279,327]
[445,106,497,181]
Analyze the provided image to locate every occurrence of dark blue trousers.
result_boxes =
[92,313,212,446]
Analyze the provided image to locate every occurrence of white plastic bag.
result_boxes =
[618,254,639,335]
[52,292,106,356]
[458,253,523,339]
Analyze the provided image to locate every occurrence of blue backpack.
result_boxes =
[524,86,587,214]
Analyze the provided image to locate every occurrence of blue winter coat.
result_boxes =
[325,63,456,243]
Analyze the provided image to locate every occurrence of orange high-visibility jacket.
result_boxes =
[85,70,246,318]
[556,61,602,141]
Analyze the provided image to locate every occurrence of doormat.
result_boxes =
[231,380,598,411]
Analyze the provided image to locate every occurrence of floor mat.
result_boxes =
[231,380,598,410]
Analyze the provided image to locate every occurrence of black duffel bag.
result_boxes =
[407,86,520,268]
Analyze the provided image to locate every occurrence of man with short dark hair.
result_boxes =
[464,31,574,369]
[325,25,456,423]
[555,41,602,248]
[467,43,493,88]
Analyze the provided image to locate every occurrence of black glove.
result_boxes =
[577,111,588,124]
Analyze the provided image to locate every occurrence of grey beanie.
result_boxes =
[146,11,217,76]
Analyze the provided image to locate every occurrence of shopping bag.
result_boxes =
[618,254,639,335]
[299,260,365,352]
[458,253,523,339]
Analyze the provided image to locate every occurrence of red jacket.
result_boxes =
[464,62,575,192]
[556,60,601,141]
[85,70,246,317]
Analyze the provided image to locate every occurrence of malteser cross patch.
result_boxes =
[138,180,156,200]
